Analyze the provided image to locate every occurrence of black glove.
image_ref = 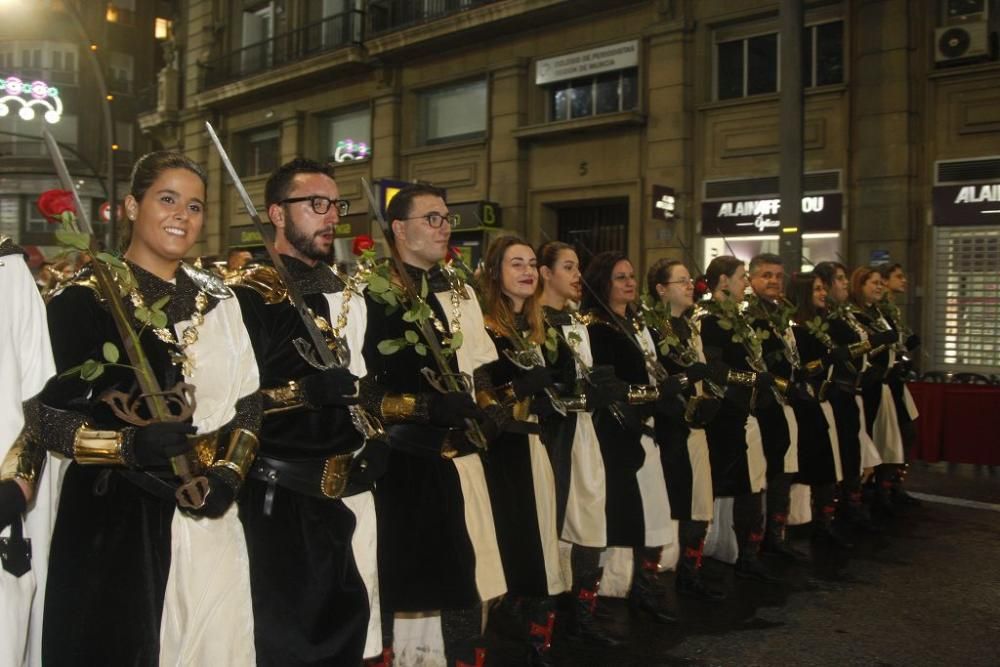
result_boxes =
[870,330,897,347]
[183,468,236,519]
[512,366,556,400]
[132,421,197,468]
[786,381,816,404]
[477,410,504,445]
[707,358,730,386]
[690,396,722,426]
[828,345,851,365]
[655,390,685,418]
[584,365,628,411]
[659,374,686,399]
[0,479,28,532]
[685,362,709,384]
[905,334,921,351]
[726,385,752,413]
[427,391,481,428]
[530,394,559,420]
[300,367,359,407]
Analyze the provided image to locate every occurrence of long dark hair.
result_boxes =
[813,261,846,290]
[123,151,207,250]
[788,271,823,324]
[480,235,545,344]
[581,250,631,317]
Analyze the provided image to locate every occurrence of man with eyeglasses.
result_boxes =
[356,183,506,666]
[746,253,810,563]
[230,158,385,665]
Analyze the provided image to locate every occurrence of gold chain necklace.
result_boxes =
[130,286,208,376]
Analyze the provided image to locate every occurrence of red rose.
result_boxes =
[352,234,375,256]
[448,246,463,262]
[37,189,76,223]
[693,276,710,298]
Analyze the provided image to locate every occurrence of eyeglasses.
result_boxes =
[400,212,459,228]
[664,277,695,286]
[279,196,350,216]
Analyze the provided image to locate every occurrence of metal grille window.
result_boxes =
[933,226,1000,371]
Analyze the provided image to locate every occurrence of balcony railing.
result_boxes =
[203,10,363,89]
[368,0,498,35]
[135,83,157,115]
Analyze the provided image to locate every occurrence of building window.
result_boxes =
[549,68,638,122]
[933,227,1000,372]
[109,52,134,93]
[107,0,136,25]
[241,3,275,75]
[803,21,845,87]
[319,107,370,163]
[0,113,77,156]
[420,79,487,144]
[715,20,844,100]
[155,17,173,40]
[242,126,280,177]
[115,120,134,153]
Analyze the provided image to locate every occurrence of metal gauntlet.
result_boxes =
[627,384,660,404]
[848,340,872,358]
[561,395,589,412]
[73,424,127,466]
[773,376,790,397]
[0,431,47,491]
[803,359,825,376]
[261,380,306,415]
[211,428,259,481]
[380,393,419,423]
[726,369,758,388]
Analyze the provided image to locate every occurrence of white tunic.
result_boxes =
[0,255,55,667]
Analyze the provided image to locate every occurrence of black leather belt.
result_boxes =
[249,454,359,514]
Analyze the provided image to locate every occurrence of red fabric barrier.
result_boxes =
[907,381,1000,466]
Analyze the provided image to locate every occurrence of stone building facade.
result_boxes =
[140,0,1000,373]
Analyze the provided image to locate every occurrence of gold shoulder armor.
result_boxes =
[227,264,288,305]
[575,312,598,326]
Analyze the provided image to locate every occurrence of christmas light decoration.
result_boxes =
[0,76,63,124]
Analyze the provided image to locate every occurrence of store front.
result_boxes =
[700,190,843,273]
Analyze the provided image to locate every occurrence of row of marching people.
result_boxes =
[0,148,920,667]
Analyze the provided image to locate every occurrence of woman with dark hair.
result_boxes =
[644,258,723,601]
[850,267,908,515]
[874,263,921,506]
[535,241,622,646]
[581,251,677,623]
[31,151,262,664]
[477,236,565,665]
[696,256,777,582]
[813,261,887,530]
[786,272,851,547]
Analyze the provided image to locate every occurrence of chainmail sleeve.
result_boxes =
[229,392,262,434]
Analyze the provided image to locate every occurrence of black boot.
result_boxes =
[526,602,556,667]
[891,464,922,507]
[810,494,853,550]
[676,541,726,602]
[675,520,725,602]
[628,548,677,623]
[442,606,485,667]
[762,512,810,562]
[840,488,881,533]
[566,587,622,647]
[733,494,781,584]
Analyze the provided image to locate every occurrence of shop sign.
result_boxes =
[535,40,638,85]
[227,215,366,248]
[450,201,501,229]
[652,185,676,222]
[933,183,1000,226]
[701,193,842,236]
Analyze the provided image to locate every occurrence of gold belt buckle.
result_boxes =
[320,453,354,498]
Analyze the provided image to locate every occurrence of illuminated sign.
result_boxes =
[701,194,842,236]
[0,76,63,123]
[536,40,639,85]
[652,185,676,221]
[933,182,1000,226]
[333,138,370,163]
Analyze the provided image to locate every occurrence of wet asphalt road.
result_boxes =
[503,464,1000,667]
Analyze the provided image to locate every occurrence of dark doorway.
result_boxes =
[556,199,628,270]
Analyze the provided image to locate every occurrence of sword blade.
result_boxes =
[205,121,337,368]
[42,129,94,235]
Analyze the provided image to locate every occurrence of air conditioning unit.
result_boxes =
[935,22,991,63]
